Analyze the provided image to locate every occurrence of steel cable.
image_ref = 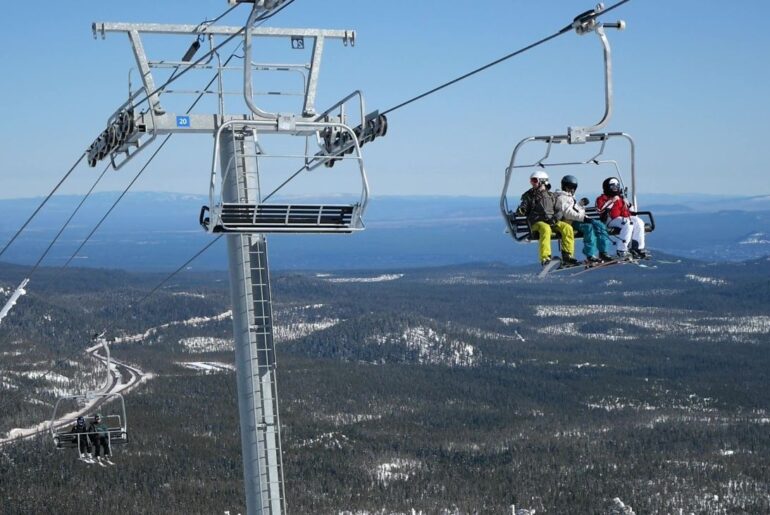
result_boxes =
[262,0,633,201]
[382,0,632,115]
[0,154,85,260]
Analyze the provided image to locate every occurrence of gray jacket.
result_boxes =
[555,190,585,223]
[517,188,558,224]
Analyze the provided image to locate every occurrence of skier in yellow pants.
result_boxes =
[530,220,575,264]
[516,171,579,267]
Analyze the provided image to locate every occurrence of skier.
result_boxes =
[516,171,580,268]
[596,177,648,258]
[555,174,615,264]
[88,413,112,463]
[70,416,92,460]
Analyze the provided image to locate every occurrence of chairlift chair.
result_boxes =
[49,335,128,451]
[50,395,128,450]
[199,112,372,235]
[500,5,655,245]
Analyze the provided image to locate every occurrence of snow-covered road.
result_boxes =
[0,349,149,446]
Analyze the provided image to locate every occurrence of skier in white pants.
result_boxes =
[595,177,648,259]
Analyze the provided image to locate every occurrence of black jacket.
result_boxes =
[70,423,88,434]
[517,188,558,224]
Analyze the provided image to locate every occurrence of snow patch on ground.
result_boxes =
[274,319,340,342]
[0,377,19,390]
[176,362,235,374]
[179,337,233,353]
[586,397,658,412]
[534,304,691,318]
[324,274,404,283]
[13,371,71,384]
[374,458,421,485]
[297,431,349,450]
[538,323,635,341]
[115,311,232,344]
[172,292,206,299]
[622,288,681,297]
[317,412,383,426]
[457,325,518,342]
[532,305,770,344]
[433,275,526,286]
[572,362,606,369]
[368,326,477,367]
[498,317,520,325]
[739,232,770,245]
[685,274,727,286]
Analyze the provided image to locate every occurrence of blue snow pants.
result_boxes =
[575,219,612,258]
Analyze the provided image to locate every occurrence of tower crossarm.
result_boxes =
[93,23,355,42]
[93,23,355,119]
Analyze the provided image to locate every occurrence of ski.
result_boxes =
[570,260,622,276]
[537,257,562,278]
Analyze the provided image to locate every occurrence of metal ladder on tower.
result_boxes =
[241,235,284,513]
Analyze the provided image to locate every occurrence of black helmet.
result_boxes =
[602,177,622,196]
[561,175,578,192]
[76,416,85,426]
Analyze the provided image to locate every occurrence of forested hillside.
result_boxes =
[1,257,769,513]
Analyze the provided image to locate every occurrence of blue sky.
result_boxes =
[1,1,769,200]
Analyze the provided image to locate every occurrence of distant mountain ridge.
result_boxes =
[0,192,768,271]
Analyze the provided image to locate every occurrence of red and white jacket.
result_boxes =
[596,193,632,221]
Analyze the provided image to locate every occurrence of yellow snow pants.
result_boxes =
[531,221,575,261]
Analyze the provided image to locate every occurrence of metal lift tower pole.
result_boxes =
[221,130,285,514]
[89,6,384,512]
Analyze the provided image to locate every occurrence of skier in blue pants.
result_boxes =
[555,175,615,263]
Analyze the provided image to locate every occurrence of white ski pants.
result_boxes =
[608,216,645,252]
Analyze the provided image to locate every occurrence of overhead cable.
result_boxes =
[0,154,85,260]
[28,164,111,276]
[381,0,632,116]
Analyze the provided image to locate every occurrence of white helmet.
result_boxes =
[530,170,550,188]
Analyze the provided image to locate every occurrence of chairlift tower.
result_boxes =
[87,2,386,513]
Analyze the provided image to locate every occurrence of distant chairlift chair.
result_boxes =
[49,336,128,451]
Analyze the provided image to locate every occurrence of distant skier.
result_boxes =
[596,177,648,259]
[88,413,112,463]
[516,170,580,267]
[70,416,92,460]
[555,174,615,264]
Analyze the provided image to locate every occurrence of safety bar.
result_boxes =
[209,118,370,213]
[500,132,637,239]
